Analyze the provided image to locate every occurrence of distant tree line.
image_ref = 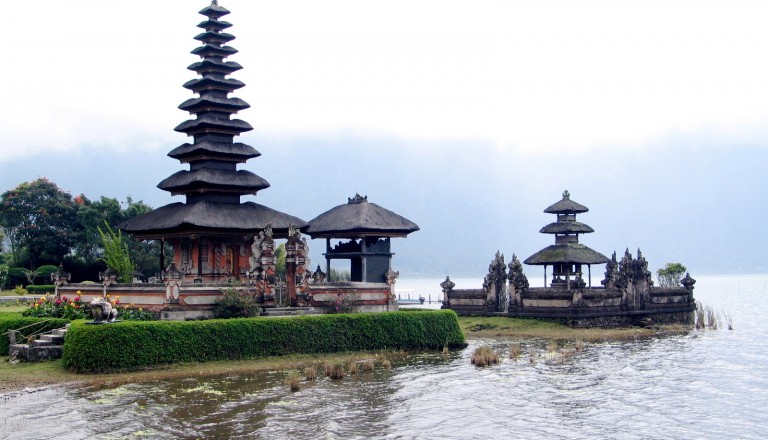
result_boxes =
[0,178,162,286]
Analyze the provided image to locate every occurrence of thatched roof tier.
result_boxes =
[524,244,609,266]
[168,141,259,162]
[188,59,243,75]
[191,43,237,58]
[158,169,269,195]
[539,221,594,234]
[174,114,253,136]
[178,95,250,113]
[544,190,589,214]
[305,195,419,239]
[197,19,232,32]
[119,201,307,240]
[183,77,245,93]
[199,1,230,19]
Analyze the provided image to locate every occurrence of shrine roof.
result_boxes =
[539,221,595,234]
[158,169,270,194]
[524,243,610,266]
[544,190,589,214]
[305,194,420,239]
[168,141,260,161]
[118,200,307,239]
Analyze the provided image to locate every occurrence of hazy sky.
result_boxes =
[2,1,767,277]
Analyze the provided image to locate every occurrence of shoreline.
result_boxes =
[0,316,691,394]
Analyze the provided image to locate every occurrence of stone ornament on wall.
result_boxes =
[163,262,184,303]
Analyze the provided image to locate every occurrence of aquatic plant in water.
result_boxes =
[471,346,500,367]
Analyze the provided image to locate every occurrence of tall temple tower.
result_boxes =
[524,190,609,288]
[120,1,306,283]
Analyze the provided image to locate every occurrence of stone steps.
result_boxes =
[9,324,69,362]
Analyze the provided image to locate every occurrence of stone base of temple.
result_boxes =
[446,286,696,328]
[57,281,397,320]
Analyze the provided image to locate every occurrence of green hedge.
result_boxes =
[0,314,69,355]
[63,310,466,373]
[26,285,56,295]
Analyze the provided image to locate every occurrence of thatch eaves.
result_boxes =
[305,195,419,239]
[158,169,269,195]
[168,141,260,162]
[119,200,307,240]
[544,190,589,214]
[539,221,595,234]
[524,243,609,265]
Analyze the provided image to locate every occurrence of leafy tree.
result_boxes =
[656,262,687,287]
[0,265,7,292]
[73,195,123,262]
[0,178,78,268]
[34,264,60,285]
[118,198,165,277]
[98,222,134,283]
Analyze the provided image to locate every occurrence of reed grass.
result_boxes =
[471,346,500,367]
[509,343,521,360]
[304,366,317,382]
[362,360,375,372]
[329,363,345,380]
[695,302,733,330]
[347,362,358,375]
[285,373,302,392]
[381,359,392,370]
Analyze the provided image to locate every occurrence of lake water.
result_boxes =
[1,275,766,439]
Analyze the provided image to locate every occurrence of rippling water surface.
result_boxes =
[1,275,766,439]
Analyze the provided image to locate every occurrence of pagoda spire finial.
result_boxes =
[563,190,570,199]
[212,0,219,5]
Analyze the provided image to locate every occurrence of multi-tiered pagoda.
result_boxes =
[524,190,609,288]
[120,1,306,283]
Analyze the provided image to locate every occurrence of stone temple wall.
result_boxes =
[442,250,696,327]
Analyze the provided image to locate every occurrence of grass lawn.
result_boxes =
[456,315,687,341]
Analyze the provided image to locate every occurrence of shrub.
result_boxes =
[657,262,687,287]
[215,288,261,318]
[34,265,59,284]
[0,315,69,355]
[63,310,467,373]
[7,267,28,288]
[27,285,56,295]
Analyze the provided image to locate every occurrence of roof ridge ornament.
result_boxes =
[212,0,218,5]
[563,190,570,199]
[348,193,368,204]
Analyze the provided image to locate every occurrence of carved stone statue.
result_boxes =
[440,276,455,307]
[89,297,118,323]
[602,251,619,288]
[483,251,507,312]
[249,231,265,276]
[312,265,327,283]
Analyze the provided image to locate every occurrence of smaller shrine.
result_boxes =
[524,190,609,288]
[444,190,696,327]
[305,194,420,284]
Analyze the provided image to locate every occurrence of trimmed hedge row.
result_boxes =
[0,314,69,355]
[63,310,466,373]
[26,285,56,295]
